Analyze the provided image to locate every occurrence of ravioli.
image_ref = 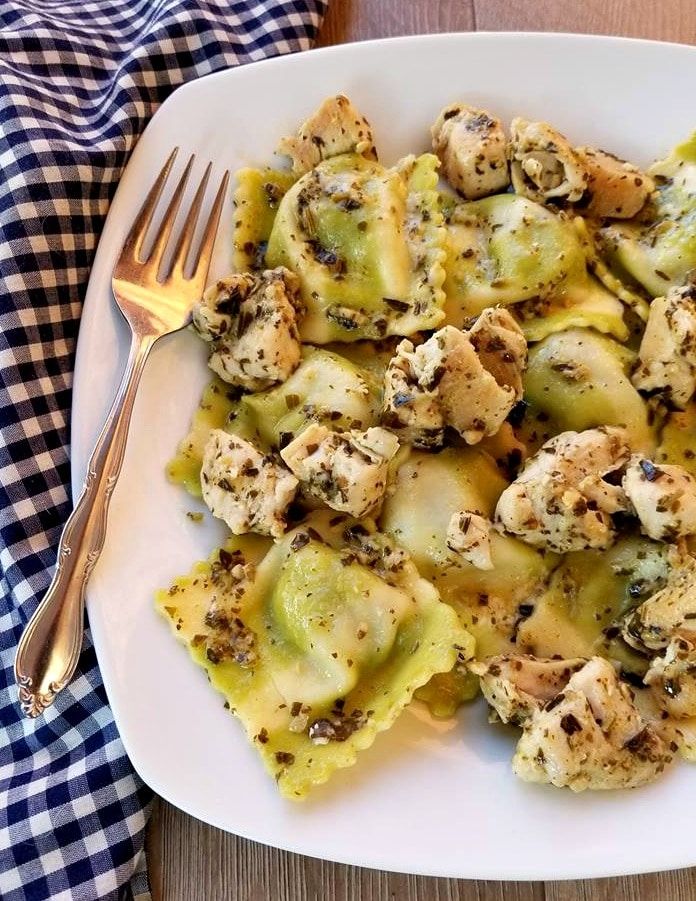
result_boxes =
[657,403,696,476]
[513,279,627,343]
[240,347,382,449]
[517,536,670,672]
[233,168,297,271]
[443,195,581,316]
[442,193,628,341]
[523,328,655,452]
[379,448,556,659]
[167,349,382,498]
[155,511,471,798]
[166,377,240,497]
[266,153,446,342]
[600,132,696,296]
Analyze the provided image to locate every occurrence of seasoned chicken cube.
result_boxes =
[632,285,696,409]
[509,118,588,204]
[436,325,520,443]
[622,552,696,719]
[575,146,654,219]
[495,427,631,553]
[381,337,445,449]
[193,268,304,392]
[446,510,494,570]
[623,552,696,651]
[513,657,674,791]
[277,94,377,175]
[622,455,696,541]
[471,655,586,725]
[430,103,510,199]
[201,430,298,538]
[645,636,696,719]
[382,316,526,447]
[468,307,528,398]
[280,423,399,518]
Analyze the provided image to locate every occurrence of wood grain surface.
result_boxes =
[147,2,696,898]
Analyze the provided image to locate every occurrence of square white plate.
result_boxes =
[73,33,696,880]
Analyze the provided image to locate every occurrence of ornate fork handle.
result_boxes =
[14,333,156,717]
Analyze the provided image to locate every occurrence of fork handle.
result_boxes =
[14,333,156,717]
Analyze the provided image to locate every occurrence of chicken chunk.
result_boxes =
[622,553,696,719]
[430,103,510,199]
[513,657,674,791]
[468,307,528,398]
[437,324,521,443]
[622,455,696,541]
[495,427,631,553]
[644,636,696,719]
[509,118,588,204]
[446,511,494,570]
[381,338,445,449]
[381,314,526,447]
[471,655,586,725]
[193,268,304,392]
[201,430,298,538]
[631,285,696,409]
[280,423,399,518]
[575,146,654,219]
[277,94,377,175]
[623,552,696,651]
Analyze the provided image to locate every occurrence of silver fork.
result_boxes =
[14,149,229,718]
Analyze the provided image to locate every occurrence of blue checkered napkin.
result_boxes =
[0,1,328,898]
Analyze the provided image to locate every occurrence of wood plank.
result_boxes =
[545,870,696,901]
[147,1,696,898]
[150,798,546,901]
[473,0,693,42]
[316,0,474,46]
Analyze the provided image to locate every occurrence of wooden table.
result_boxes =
[148,2,696,898]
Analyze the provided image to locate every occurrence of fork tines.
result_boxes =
[117,148,229,287]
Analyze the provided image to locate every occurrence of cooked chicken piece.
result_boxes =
[436,325,521,443]
[277,94,377,175]
[622,455,696,541]
[513,656,674,790]
[495,427,631,553]
[620,545,696,717]
[674,716,696,761]
[382,316,526,447]
[644,636,696,719]
[280,423,399,518]
[430,103,510,199]
[477,654,682,784]
[193,268,304,392]
[200,430,298,538]
[381,337,445,449]
[446,510,494,570]
[471,655,586,725]
[632,285,696,409]
[623,552,696,651]
[575,146,654,219]
[468,307,528,398]
[629,682,695,759]
[509,118,588,204]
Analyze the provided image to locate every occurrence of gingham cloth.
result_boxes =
[0,2,327,898]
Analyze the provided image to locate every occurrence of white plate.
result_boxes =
[73,33,696,880]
